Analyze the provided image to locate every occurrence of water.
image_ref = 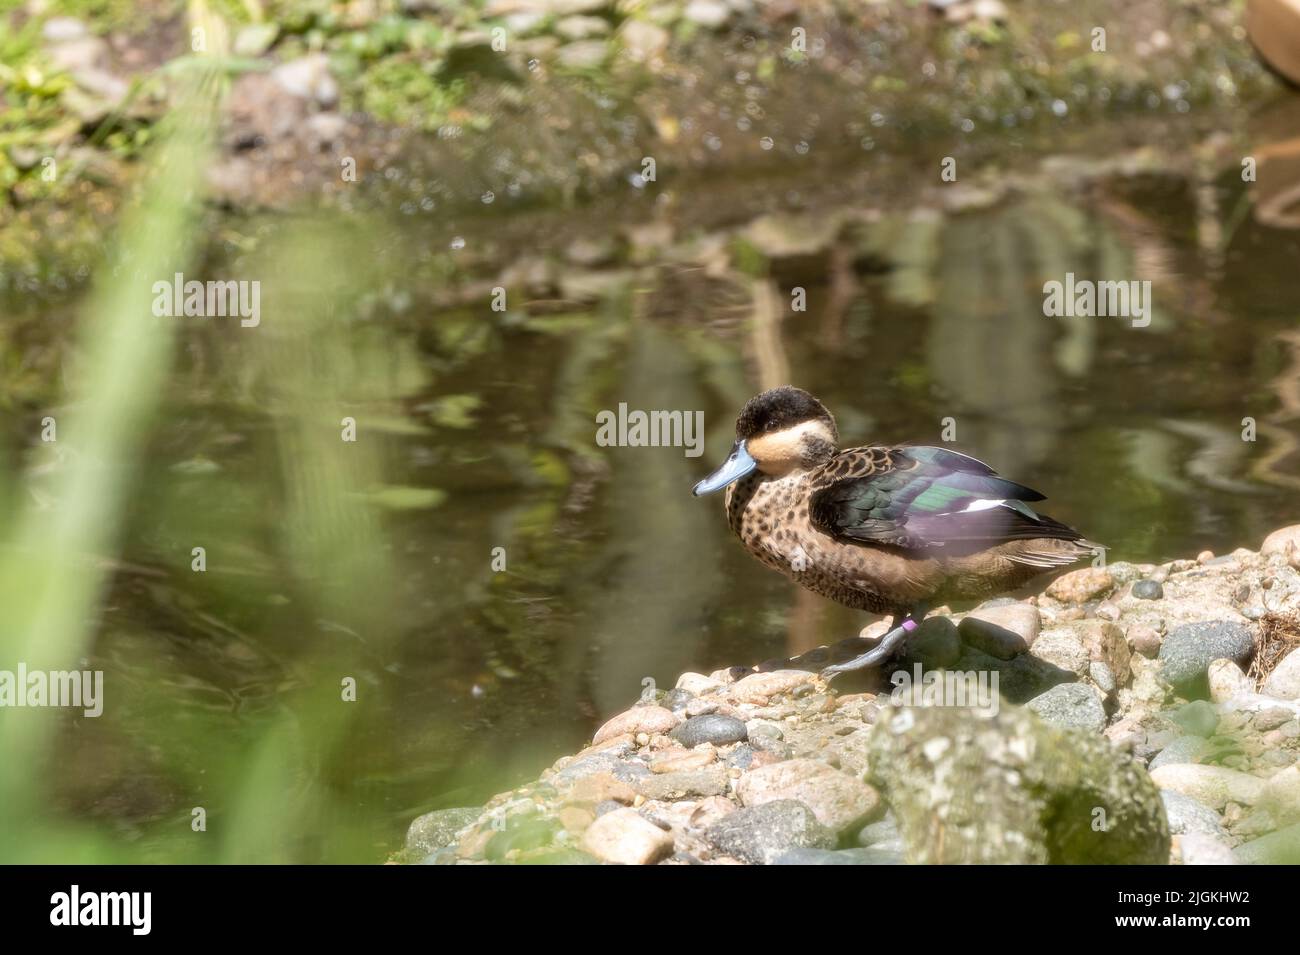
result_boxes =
[6,111,1300,862]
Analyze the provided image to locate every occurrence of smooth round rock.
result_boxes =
[671,713,748,748]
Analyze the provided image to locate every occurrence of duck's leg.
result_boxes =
[821,604,930,678]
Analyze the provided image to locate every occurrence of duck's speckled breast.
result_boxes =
[724,471,908,614]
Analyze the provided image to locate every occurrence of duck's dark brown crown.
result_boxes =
[735,386,838,442]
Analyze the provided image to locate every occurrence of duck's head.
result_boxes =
[692,386,839,495]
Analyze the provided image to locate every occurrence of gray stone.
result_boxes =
[271,55,338,107]
[1263,647,1300,700]
[1025,682,1107,732]
[555,39,609,70]
[635,766,729,800]
[1160,790,1226,837]
[1179,832,1239,865]
[1131,579,1164,600]
[683,0,731,27]
[704,799,836,864]
[671,713,748,747]
[1159,621,1255,693]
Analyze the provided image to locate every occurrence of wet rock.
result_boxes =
[1160,791,1227,838]
[671,713,748,748]
[1159,621,1256,693]
[736,758,881,833]
[959,604,1040,658]
[1149,764,1265,809]
[1132,579,1164,600]
[1149,735,1212,770]
[867,705,1168,863]
[406,806,480,855]
[1025,682,1107,733]
[1263,647,1300,700]
[1045,567,1115,604]
[1179,832,1239,865]
[592,705,679,744]
[636,765,729,800]
[704,799,836,864]
[580,808,673,865]
[774,847,902,865]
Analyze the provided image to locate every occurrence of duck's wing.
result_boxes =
[807,445,1087,556]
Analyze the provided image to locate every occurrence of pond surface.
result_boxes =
[7,108,1300,862]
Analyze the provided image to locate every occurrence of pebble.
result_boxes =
[619,19,670,63]
[1025,682,1107,732]
[1150,764,1265,809]
[1208,658,1254,702]
[592,705,680,744]
[1262,647,1300,700]
[1131,579,1164,600]
[704,800,835,865]
[1045,567,1115,604]
[675,671,723,695]
[683,0,732,28]
[270,54,338,107]
[1126,625,1163,659]
[736,758,882,833]
[1160,790,1227,837]
[958,604,1040,659]
[671,713,748,748]
[555,39,609,69]
[1149,735,1212,771]
[579,808,674,865]
[1158,621,1256,692]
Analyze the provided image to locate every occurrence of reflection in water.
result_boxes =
[6,155,1300,861]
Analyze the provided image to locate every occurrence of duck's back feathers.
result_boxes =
[808,445,1092,561]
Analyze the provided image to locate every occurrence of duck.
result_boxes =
[692,386,1097,676]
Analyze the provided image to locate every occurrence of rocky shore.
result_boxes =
[401,525,1300,864]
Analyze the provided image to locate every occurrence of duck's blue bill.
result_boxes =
[692,440,756,496]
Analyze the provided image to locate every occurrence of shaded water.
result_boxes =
[6,125,1300,862]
